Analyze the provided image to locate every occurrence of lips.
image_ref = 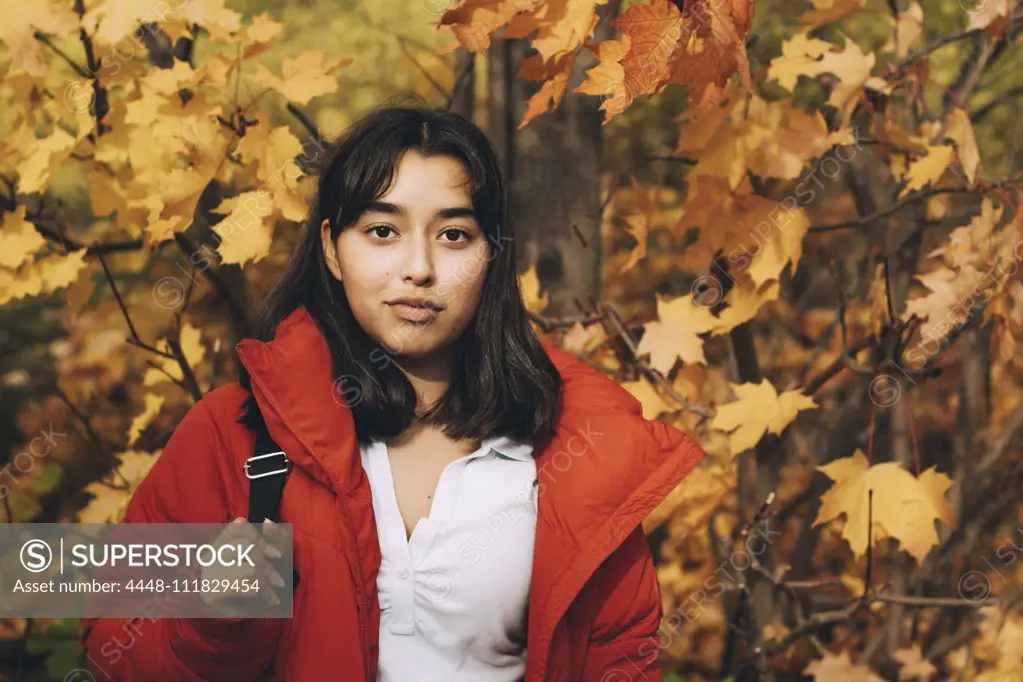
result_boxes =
[386,298,443,323]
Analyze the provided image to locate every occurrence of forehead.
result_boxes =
[376,151,472,204]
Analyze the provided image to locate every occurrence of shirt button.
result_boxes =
[397,569,409,579]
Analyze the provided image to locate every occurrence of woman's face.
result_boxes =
[321,150,492,361]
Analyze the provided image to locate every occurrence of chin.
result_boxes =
[380,333,445,359]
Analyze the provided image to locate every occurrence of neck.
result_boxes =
[392,345,455,413]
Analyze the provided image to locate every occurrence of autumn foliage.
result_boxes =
[3,0,1023,680]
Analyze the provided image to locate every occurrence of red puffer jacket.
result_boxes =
[80,305,706,681]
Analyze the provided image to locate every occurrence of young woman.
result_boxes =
[80,105,706,681]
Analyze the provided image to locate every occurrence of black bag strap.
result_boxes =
[244,407,300,591]
[246,416,291,524]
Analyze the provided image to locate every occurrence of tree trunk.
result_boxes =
[485,12,610,317]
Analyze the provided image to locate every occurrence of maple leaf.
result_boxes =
[211,191,276,266]
[966,0,1016,32]
[899,144,954,198]
[804,650,885,682]
[901,266,981,342]
[16,128,77,195]
[0,206,45,270]
[637,292,723,370]
[767,32,835,90]
[664,0,753,108]
[250,50,351,105]
[83,0,241,44]
[617,177,663,273]
[205,11,284,59]
[529,0,607,65]
[645,459,734,533]
[711,379,817,454]
[768,33,875,118]
[612,0,683,99]
[518,52,578,128]
[576,34,632,123]
[622,378,676,420]
[813,451,955,560]
[884,2,924,59]
[560,321,605,356]
[928,196,1003,268]
[439,0,537,54]
[0,250,90,305]
[894,645,938,681]
[946,106,980,186]
[684,94,842,188]
[0,1,79,77]
[676,175,810,286]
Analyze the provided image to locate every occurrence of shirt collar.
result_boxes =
[363,434,534,463]
[480,434,535,463]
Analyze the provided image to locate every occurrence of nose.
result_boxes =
[401,231,435,286]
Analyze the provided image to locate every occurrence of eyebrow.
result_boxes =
[364,201,477,221]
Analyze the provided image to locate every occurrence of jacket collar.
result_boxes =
[234,305,650,495]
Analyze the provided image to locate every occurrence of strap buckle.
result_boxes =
[244,451,291,479]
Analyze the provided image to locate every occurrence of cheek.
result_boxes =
[436,256,488,309]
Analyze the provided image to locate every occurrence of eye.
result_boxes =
[440,228,472,243]
[365,224,396,239]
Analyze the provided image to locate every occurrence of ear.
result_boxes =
[320,218,343,282]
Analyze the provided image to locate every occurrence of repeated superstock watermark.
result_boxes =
[958,524,1023,602]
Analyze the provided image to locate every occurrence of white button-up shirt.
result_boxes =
[360,434,539,681]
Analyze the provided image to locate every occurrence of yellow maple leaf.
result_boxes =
[946,107,980,186]
[901,266,980,343]
[622,378,676,421]
[0,250,90,305]
[768,33,875,118]
[575,34,632,124]
[439,0,535,53]
[711,379,818,454]
[928,196,1002,268]
[0,206,45,270]
[16,128,77,195]
[637,292,719,370]
[804,650,884,682]
[899,144,954,198]
[767,32,835,90]
[893,644,939,681]
[530,0,606,65]
[814,451,955,561]
[519,52,577,128]
[250,50,351,105]
[212,191,276,266]
[0,1,79,77]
